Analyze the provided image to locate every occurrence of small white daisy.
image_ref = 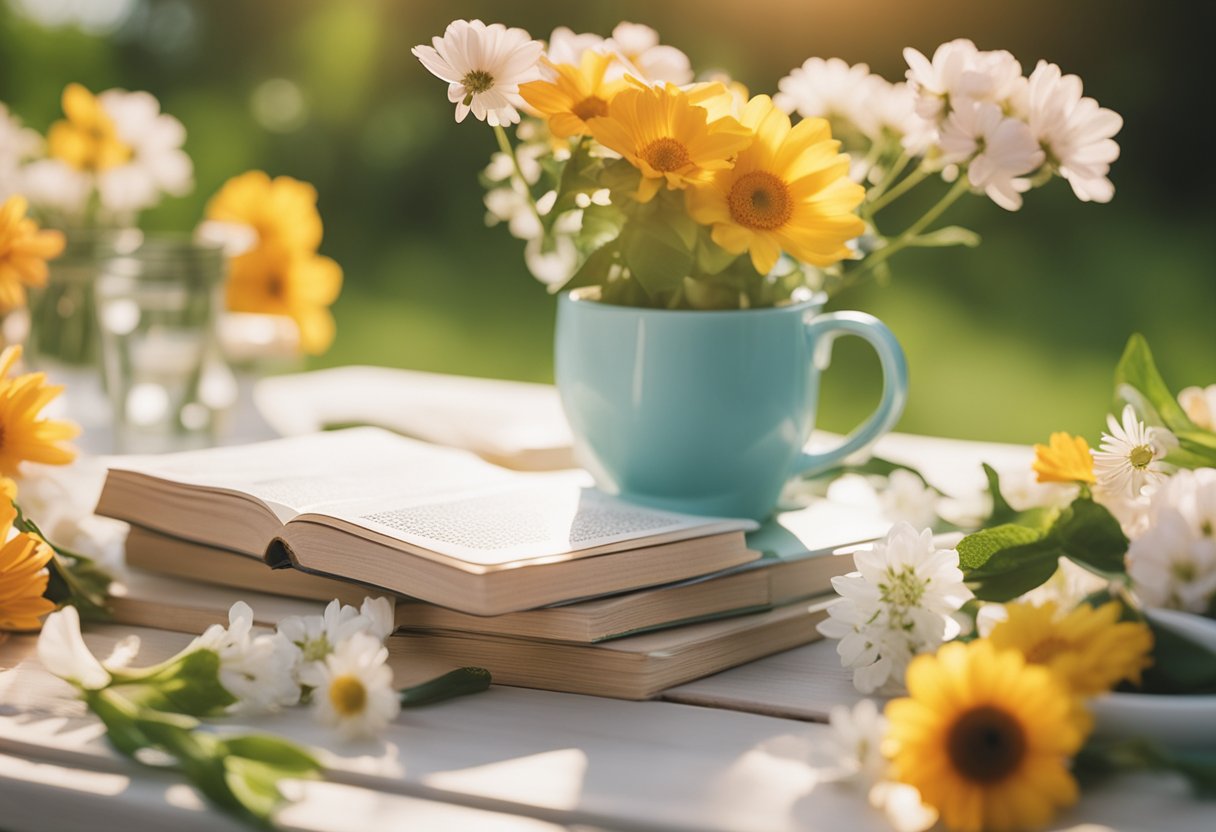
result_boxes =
[544,26,606,68]
[605,22,692,85]
[412,19,543,126]
[878,470,940,530]
[1024,60,1122,203]
[1178,385,1216,431]
[193,602,301,712]
[1128,467,1216,613]
[278,597,394,689]
[817,523,973,694]
[312,632,401,740]
[1093,404,1176,498]
[0,103,41,201]
[938,99,1044,210]
[818,699,890,784]
[903,39,1023,123]
[773,58,877,135]
[96,88,193,215]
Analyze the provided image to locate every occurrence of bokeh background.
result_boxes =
[2,0,1213,443]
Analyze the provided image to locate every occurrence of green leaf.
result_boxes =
[957,524,1044,570]
[981,463,1018,525]
[399,667,492,707]
[222,735,322,774]
[1054,497,1129,576]
[560,240,619,294]
[1114,334,1195,434]
[224,757,284,823]
[907,225,981,248]
[1139,618,1216,694]
[114,648,238,716]
[693,230,742,275]
[620,221,693,297]
[967,545,1061,602]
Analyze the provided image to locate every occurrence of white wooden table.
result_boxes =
[2,415,1211,830]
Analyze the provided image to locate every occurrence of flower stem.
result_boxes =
[865,150,911,204]
[838,177,971,295]
[866,163,931,216]
[491,124,542,224]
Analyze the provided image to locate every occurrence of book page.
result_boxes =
[312,474,757,566]
[107,428,515,521]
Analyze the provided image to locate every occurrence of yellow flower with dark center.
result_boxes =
[687,95,865,275]
[586,81,753,203]
[886,640,1087,832]
[226,243,342,355]
[519,51,627,139]
[1033,432,1096,484]
[0,195,66,312]
[0,346,80,477]
[0,494,56,631]
[988,601,1153,697]
[47,83,132,173]
[205,171,324,253]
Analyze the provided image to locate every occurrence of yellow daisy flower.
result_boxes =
[886,640,1087,832]
[988,600,1153,697]
[205,170,324,253]
[0,195,66,312]
[0,346,80,477]
[226,243,342,355]
[47,83,132,173]
[586,81,753,203]
[0,494,56,631]
[686,95,865,275]
[1033,432,1096,484]
[519,51,627,139]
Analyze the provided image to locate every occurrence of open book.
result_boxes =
[96,429,758,616]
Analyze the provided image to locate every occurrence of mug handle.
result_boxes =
[791,311,909,478]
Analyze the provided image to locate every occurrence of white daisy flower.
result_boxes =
[938,99,1044,210]
[878,470,940,530]
[817,523,973,694]
[1178,385,1216,431]
[278,597,394,689]
[866,81,921,143]
[1024,60,1122,203]
[313,632,400,740]
[37,606,111,691]
[96,89,193,215]
[1093,404,1176,498]
[193,601,301,712]
[0,103,41,201]
[412,19,543,126]
[1128,468,1216,613]
[817,699,890,783]
[903,39,1023,123]
[605,22,693,85]
[17,158,91,219]
[773,58,878,135]
[545,26,606,68]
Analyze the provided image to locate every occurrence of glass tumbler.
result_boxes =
[95,236,225,453]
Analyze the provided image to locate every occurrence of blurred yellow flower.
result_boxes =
[0,494,55,631]
[519,51,627,139]
[47,83,132,173]
[205,170,324,253]
[0,195,66,312]
[886,640,1086,832]
[587,81,752,203]
[1033,432,1096,484]
[988,600,1153,697]
[226,243,342,355]
[687,95,864,275]
[0,346,79,477]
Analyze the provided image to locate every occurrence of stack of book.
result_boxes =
[97,428,888,700]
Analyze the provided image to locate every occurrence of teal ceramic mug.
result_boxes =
[554,290,909,521]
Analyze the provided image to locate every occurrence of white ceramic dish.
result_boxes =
[1090,609,1216,749]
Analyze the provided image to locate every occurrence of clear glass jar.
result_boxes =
[95,235,228,453]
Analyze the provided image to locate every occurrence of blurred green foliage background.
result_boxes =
[2,0,1212,444]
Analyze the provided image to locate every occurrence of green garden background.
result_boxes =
[2,0,1212,443]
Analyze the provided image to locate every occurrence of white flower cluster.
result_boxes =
[0,103,41,202]
[12,89,192,221]
[1127,467,1216,614]
[40,596,400,740]
[774,38,1122,210]
[818,522,973,693]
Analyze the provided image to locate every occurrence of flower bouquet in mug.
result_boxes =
[413,21,1121,308]
[413,21,1122,520]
